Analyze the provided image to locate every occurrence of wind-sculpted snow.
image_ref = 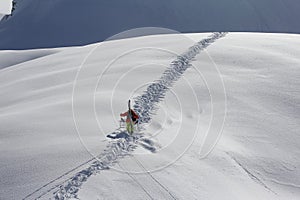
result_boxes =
[134,32,227,124]
[2,33,298,200]
[22,33,227,199]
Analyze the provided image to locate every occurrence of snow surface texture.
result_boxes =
[49,32,227,200]
[134,32,227,124]
[1,0,300,49]
[0,48,61,69]
[0,33,300,200]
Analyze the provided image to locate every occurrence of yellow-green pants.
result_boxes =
[126,122,134,134]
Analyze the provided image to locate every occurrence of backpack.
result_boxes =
[131,109,139,123]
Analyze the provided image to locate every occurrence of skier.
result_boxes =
[120,100,139,134]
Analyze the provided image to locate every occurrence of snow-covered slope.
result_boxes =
[1,0,300,49]
[0,48,61,69]
[0,33,299,199]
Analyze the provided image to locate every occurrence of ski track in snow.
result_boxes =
[23,32,227,200]
[117,162,154,200]
[132,156,178,200]
[24,136,139,200]
[225,152,277,194]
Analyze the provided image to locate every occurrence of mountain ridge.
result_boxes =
[0,0,300,49]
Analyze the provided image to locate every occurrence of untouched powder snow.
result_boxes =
[1,0,300,49]
[0,33,300,200]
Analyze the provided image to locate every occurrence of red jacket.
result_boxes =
[120,109,139,123]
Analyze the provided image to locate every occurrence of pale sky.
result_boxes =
[0,0,12,15]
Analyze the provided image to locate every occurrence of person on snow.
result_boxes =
[120,100,139,134]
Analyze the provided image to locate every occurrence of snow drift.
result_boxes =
[0,33,299,199]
